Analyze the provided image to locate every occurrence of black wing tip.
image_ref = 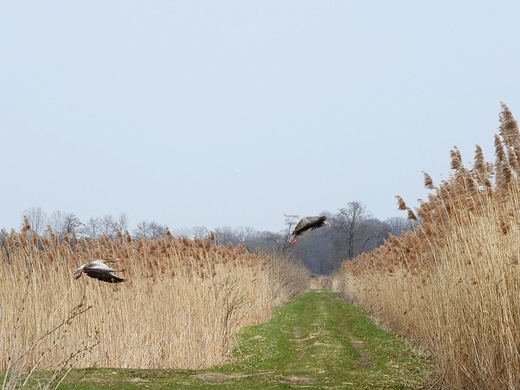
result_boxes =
[100,276,125,283]
[84,270,125,283]
[101,274,125,283]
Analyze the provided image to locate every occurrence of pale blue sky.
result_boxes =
[2,2,519,233]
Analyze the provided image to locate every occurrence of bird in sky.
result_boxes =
[73,259,125,283]
[291,216,330,245]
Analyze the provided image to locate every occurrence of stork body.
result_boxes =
[73,259,125,283]
[291,216,329,245]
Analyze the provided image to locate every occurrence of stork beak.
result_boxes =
[290,237,297,245]
[324,221,330,226]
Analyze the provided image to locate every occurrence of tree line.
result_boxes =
[16,207,168,240]
[7,201,418,275]
[198,201,418,274]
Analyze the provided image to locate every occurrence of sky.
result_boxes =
[2,1,520,234]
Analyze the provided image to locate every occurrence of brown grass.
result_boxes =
[333,103,520,389]
[0,227,309,384]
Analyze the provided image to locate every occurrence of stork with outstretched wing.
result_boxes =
[291,216,329,245]
[73,259,125,283]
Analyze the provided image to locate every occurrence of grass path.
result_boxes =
[28,291,434,389]
[217,290,433,389]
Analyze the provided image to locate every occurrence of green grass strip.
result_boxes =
[217,290,433,389]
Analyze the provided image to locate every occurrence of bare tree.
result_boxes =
[214,226,236,245]
[384,216,418,236]
[211,226,268,249]
[22,207,47,235]
[359,218,391,253]
[189,226,211,240]
[78,213,129,239]
[79,217,102,239]
[264,214,299,254]
[332,201,372,259]
[47,211,81,238]
[99,215,118,239]
[237,226,268,249]
[235,226,257,243]
[132,221,167,239]
[115,213,129,232]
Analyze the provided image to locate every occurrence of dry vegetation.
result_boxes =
[0,227,309,387]
[334,103,520,389]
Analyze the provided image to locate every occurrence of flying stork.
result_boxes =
[290,216,329,245]
[73,259,125,283]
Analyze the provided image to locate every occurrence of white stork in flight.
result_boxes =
[73,259,125,283]
[290,216,329,245]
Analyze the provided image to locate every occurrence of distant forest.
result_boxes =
[4,201,417,275]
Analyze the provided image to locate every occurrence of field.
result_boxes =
[333,104,520,389]
[5,105,520,389]
[0,229,309,388]
[3,291,434,389]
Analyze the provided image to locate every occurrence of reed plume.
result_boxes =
[473,144,492,188]
[450,147,462,171]
[395,195,408,211]
[499,102,519,147]
[422,171,435,190]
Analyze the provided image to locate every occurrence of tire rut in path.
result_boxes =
[281,290,375,377]
[204,290,433,389]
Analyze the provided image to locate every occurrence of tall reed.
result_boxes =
[333,103,520,389]
[1,228,309,386]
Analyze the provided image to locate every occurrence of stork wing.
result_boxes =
[84,262,125,283]
[293,216,327,236]
[84,268,125,283]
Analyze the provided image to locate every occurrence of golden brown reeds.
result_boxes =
[0,229,309,381]
[333,104,520,389]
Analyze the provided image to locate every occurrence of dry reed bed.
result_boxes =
[333,103,520,389]
[1,228,309,376]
